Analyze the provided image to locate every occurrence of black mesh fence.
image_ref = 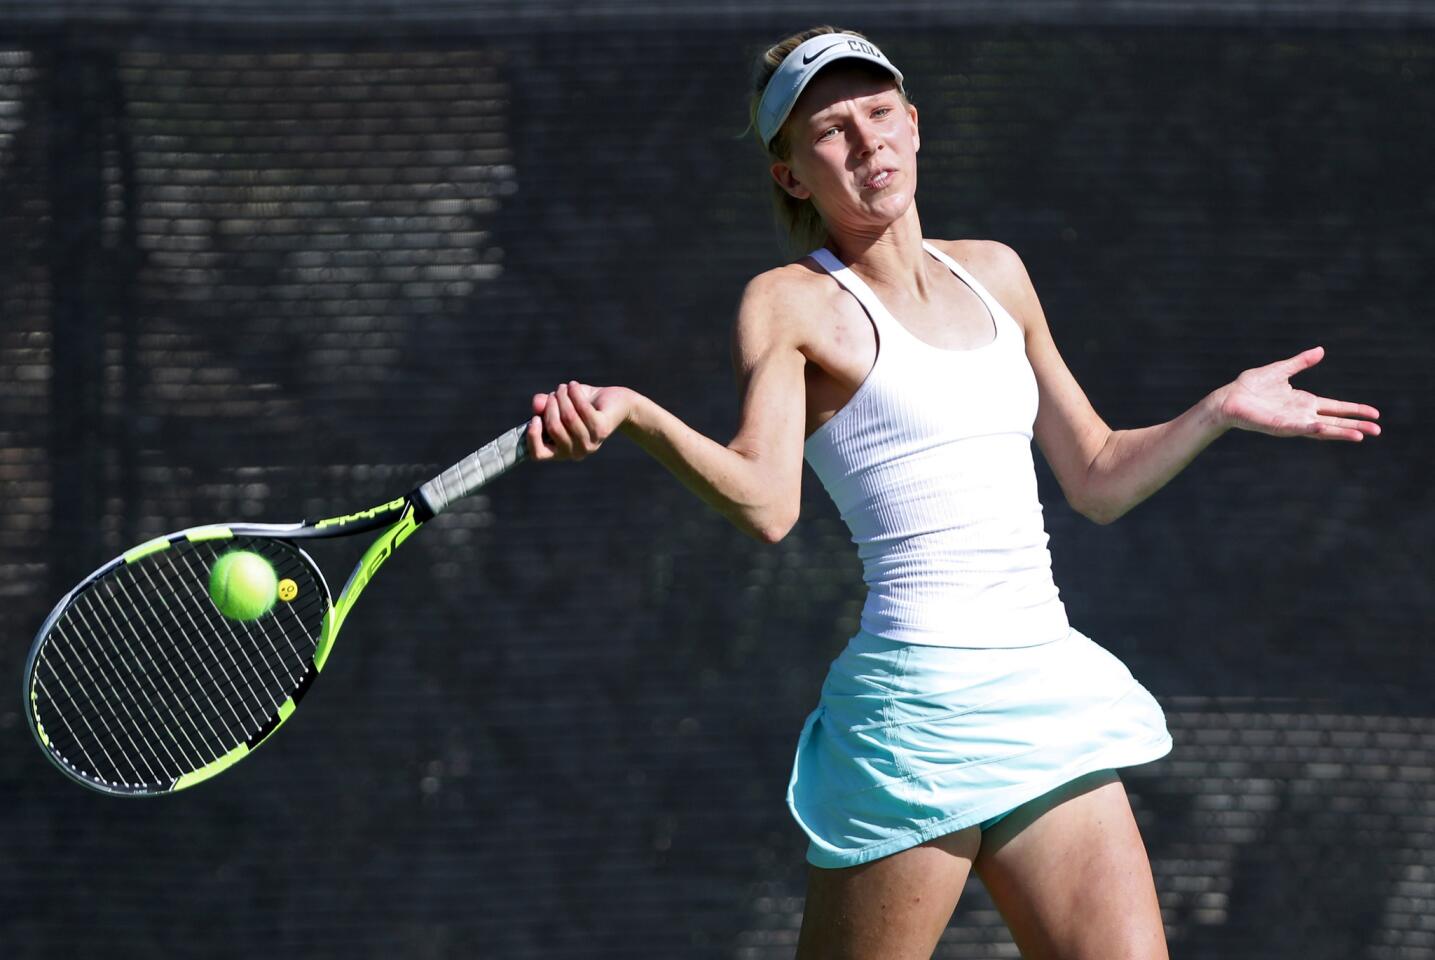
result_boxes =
[2,4,1433,958]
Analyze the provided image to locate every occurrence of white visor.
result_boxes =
[756,33,904,148]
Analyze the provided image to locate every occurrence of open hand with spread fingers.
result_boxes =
[1213,346,1381,442]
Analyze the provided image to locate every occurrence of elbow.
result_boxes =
[1069,491,1123,526]
[1082,505,1120,526]
[749,504,800,544]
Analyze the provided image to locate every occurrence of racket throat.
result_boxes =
[316,506,424,671]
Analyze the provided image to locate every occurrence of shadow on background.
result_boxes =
[1,6,1431,958]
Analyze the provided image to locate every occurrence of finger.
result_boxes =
[1316,397,1380,421]
[527,415,554,460]
[1317,414,1380,436]
[542,389,571,453]
[1308,421,1367,442]
[555,382,592,453]
[532,392,549,416]
[568,380,604,440]
[1281,345,1325,377]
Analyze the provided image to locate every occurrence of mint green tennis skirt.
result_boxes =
[787,626,1173,868]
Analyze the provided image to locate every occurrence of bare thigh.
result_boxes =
[974,770,1169,960]
[795,825,981,960]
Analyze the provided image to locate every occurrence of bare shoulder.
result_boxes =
[928,238,1042,334]
[734,257,843,353]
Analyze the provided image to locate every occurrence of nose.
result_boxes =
[849,116,881,157]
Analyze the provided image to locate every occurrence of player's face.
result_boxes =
[770,66,920,236]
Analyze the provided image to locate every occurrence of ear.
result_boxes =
[770,160,812,201]
[908,103,920,153]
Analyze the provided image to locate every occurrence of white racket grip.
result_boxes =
[416,421,530,517]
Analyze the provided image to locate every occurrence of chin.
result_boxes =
[871,191,914,219]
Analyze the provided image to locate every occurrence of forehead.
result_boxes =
[788,62,902,123]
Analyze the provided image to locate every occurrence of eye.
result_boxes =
[816,125,839,142]
[872,106,893,119]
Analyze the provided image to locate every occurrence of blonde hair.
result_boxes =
[748,26,910,255]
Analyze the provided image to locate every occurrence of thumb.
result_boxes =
[531,391,550,414]
[1281,345,1324,377]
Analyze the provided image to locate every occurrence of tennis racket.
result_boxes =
[23,421,532,796]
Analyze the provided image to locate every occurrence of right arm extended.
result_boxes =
[528,273,809,543]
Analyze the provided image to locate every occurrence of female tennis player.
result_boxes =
[525,26,1380,959]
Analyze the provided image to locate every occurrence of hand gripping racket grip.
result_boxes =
[415,421,530,518]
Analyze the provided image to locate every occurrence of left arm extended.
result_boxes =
[972,242,1381,525]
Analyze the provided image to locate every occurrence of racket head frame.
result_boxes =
[23,522,343,797]
[24,421,527,796]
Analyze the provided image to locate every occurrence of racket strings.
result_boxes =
[106,572,238,755]
[171,547,309,704]
[38,617,228,786]
[70,580,230,776]
[58,600,183,784]
[31,536,327,791]
[56,599,184,786]
[34,645,136,785]
[159,551,273,731]
[104,556,253,746]
[37,588,239,786]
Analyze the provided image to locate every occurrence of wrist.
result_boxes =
[616,387,649,435]
[1202,385,1234,435]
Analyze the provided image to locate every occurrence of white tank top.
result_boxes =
[803,241,1070,648]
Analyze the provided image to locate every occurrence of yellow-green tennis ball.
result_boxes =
[209,550,278,621]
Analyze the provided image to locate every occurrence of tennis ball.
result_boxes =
[209,550,278,621]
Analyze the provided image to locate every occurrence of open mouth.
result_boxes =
[863,169,894,190]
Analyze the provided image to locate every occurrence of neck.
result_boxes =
[822,204,931,298]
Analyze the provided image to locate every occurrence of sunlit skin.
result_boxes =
[769,69,923,253]
[520,53,1382,960]
[526,65,1379,461]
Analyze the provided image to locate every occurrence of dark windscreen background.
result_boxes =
[2,4,1431,957]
